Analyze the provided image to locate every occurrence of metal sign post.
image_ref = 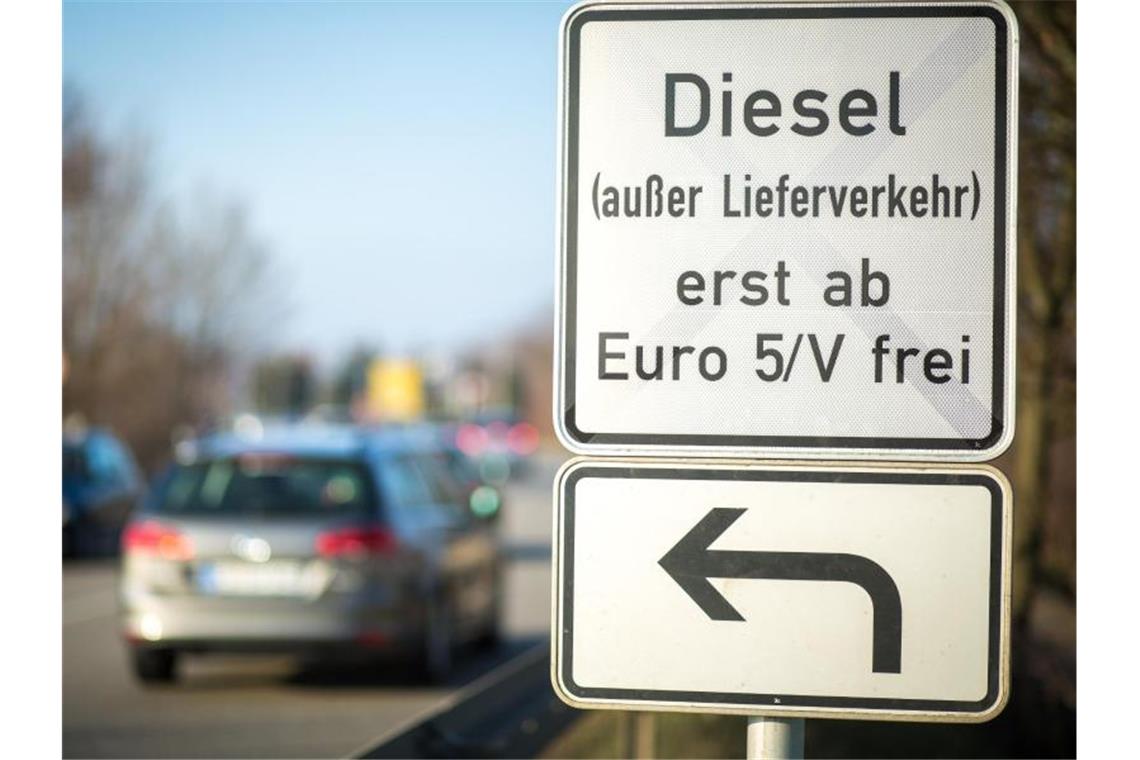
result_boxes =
[747,717,804,760]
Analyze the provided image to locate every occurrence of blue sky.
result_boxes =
[64,0,573,363]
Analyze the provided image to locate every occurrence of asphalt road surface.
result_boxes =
[63,454,565,759]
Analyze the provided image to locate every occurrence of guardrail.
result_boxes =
[355,644,580,759]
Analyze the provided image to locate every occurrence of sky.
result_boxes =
[64,0,573,364]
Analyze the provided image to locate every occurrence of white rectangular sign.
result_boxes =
[555,1,1018,460]
[552,459,1011,721]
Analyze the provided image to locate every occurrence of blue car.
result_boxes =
[63,428,141,556]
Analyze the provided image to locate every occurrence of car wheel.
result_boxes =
[476,613,500,650]
[420,595,453,684]
[131,648,178,684]
[477,567,503,649]
[62,525,75,559]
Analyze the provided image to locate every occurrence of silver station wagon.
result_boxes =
[120,424,502,684]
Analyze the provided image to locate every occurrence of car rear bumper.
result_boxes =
[121,591,426,652]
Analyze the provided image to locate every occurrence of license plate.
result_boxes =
[197,561,317,597]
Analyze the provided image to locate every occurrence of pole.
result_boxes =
[630,712,655,759]
[746,717,804,760]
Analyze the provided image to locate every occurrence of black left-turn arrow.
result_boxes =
[658,507,903,674]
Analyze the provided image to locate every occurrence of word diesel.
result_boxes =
[665,71,907,137]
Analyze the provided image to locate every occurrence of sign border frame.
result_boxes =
[551,458,1013,722]
[553,1,1019,461]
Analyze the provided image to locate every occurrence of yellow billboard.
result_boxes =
[365,359,425,422]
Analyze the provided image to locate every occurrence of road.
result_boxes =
[63,454,564,759]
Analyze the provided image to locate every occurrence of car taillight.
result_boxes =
[455,423,488,456]
[315,525,399,558]
[507,422,539,456]
[122,521,194,561]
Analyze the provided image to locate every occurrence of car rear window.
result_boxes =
[154,456,376,519]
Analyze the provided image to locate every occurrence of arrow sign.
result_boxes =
[554,461,1011,720]
[659,507,903,674]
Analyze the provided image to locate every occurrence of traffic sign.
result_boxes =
[554,1,1019,460]
[552,459,1011,721]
